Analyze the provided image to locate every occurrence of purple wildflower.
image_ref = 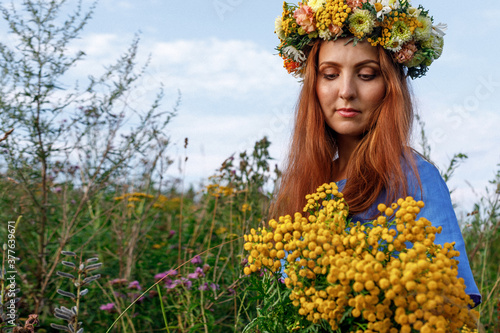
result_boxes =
[154,272,165,280]
[202,264,211,273]
[187,267,205,279]
[209,283,219,291]
[128,280,141,290]
[164,278,176,289]
[168,230,176,239]
[191,255,202,265]
[99,303,115,312]
[198,283,209,291]
[172,277,192,290]
[155,269,177,281]
[185,280,193,289]
[228,288,235,295]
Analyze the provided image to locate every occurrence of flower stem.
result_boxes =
[156,284,170,333]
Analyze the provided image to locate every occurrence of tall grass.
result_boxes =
[462,168,500,332]
[0,133,498,331]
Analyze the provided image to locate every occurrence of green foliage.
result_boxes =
[243,272,334,333]
[462,166,500,332]
[93,138,279,333]
[0,0,174,323]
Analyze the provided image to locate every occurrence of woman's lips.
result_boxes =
[336,108,360,118]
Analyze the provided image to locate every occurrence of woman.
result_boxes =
[272,0,481,307]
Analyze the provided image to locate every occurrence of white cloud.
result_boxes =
[64,34,296,104]
[99,0,135,10]
[78,33,121,57]
[148,38,294,98]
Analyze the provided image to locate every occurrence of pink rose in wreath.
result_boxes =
[294,4,316,34]
[395,42,418,64]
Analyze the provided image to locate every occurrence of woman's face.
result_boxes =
[316,39,386,140]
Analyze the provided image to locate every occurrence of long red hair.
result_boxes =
[270,40,419,218]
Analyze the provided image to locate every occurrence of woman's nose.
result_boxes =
[339,75,356,101]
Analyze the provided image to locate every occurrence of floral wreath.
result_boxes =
[275,0,447,79]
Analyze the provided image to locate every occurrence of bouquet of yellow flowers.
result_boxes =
[243,183,478,332]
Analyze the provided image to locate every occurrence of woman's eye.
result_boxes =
[322,73,338,80]
[359,73,377,81]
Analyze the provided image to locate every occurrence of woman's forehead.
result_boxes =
[318,39,380,65]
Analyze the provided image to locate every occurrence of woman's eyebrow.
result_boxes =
[318,59,380,68]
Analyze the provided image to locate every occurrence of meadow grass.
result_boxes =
[0,137,498,332]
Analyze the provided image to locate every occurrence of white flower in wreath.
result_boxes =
[282,46,307,63]
[318,28,333,40]
[385,36,404,52]
[369,0,393,20]
[407,6,422,18]
[275,16,286,40]
[432,23,447,38]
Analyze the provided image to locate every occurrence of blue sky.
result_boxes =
[2,0,500,213]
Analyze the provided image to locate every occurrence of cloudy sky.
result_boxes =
[2,0,499,214]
